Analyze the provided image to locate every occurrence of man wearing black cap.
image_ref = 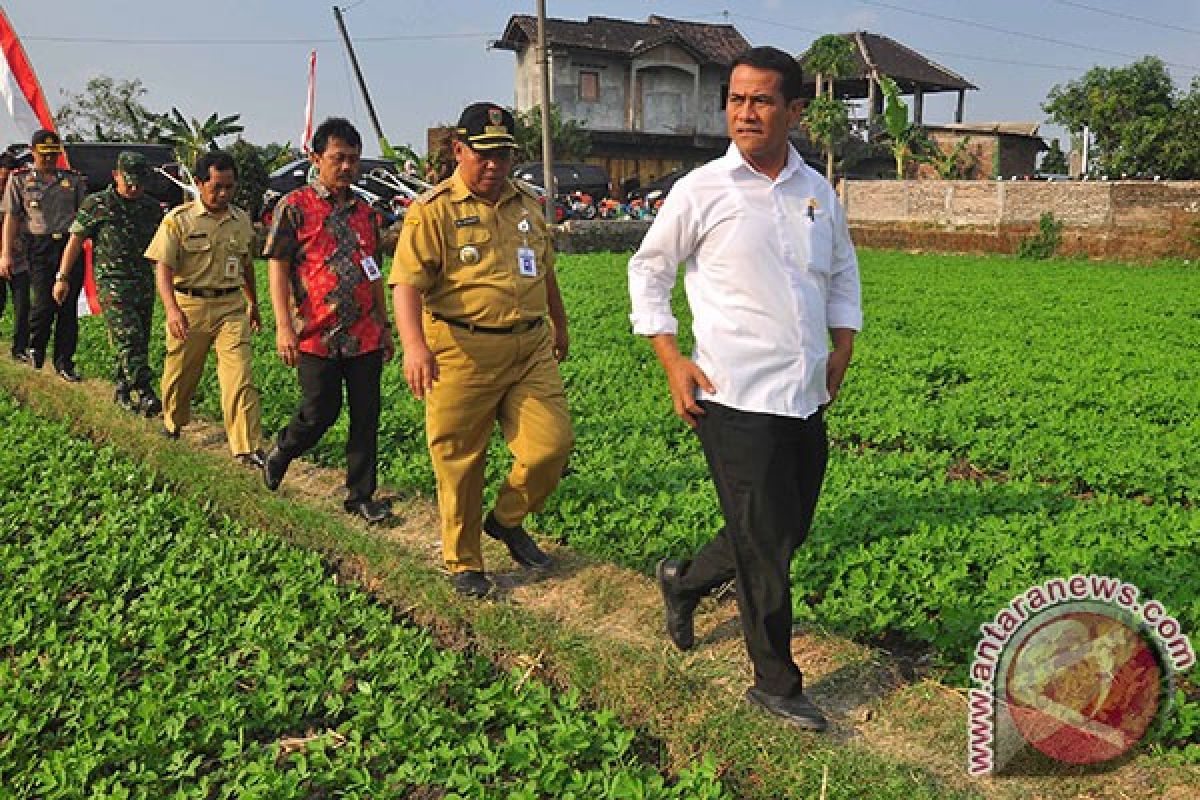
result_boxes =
[0,129,86,380]
[57,151,164,412]
[390,102,573,598]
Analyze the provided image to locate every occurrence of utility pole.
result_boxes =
[536,0,556,223]
[332,5,396,159]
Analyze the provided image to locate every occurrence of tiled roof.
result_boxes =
[802,32,977,93]
[496,14,749,66]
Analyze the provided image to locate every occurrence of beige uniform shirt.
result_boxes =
[0,167,85,235]
[389,172,555,327]
[144,199,255,290]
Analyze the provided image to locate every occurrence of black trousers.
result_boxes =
[275,349,383,505]
[27,235,83,369]
[676,401,829,698]
[0,271,31,356]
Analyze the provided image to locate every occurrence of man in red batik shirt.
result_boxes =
[263,117,394,523]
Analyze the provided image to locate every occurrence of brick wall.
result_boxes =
[843,180,1200,261]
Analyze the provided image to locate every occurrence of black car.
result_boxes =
[512,162,611,199]
[626,167,692,204]
[262,157,427,225]
[62,142,186,207]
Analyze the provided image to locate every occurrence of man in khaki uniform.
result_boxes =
[144,150,265,466]
[391,102,573,598]
[0,129,86,378]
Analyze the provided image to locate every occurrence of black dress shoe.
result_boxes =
[27,349,44,368]
[56,366,82,382]
[483,512,550,568]
[236,449,267,470]
[11,350,29,364]
[136,388,162,416]
[451,570,493,598]
[114,382,135,411]
[263,445,291,491]
[656,558,699,651]
[344,498,392,524]
[745,688,829,732]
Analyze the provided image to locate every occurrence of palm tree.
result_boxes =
[802,34,857,180]
[163,108,245,168]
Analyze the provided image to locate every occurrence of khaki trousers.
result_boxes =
[425,318,573,573]
[161,291,262,456]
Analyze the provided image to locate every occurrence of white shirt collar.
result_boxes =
[722,141,804,182]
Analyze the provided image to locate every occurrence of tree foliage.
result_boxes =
[227,139,271,220]
[802,34,857,101]
[1040,138,1068,175]
[163,108,245,169]
[803,96,850,180]
[1043,56,1200,178]
[513,104,591,163]
[54,76,166,143]
[802,34,857,180]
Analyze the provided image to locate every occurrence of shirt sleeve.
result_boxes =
[627,187,695,336]
[68,194,101,238]
[826,194,863,331]
[144,214,181,269]
[262,196,301,263]
[389,200,441,292]
[0,176,23,217]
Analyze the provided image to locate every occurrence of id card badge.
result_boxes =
[360,254,382,281]
[224,254,241,280]
[517,246,538,277]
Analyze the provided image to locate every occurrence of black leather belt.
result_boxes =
[31,232,66,240]
[432,312,543,334]
[175,286,241,298]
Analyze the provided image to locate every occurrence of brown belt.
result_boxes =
[432,312,543,334]
[175,286,240,298]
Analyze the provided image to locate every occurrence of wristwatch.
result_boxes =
[55,273,69,283]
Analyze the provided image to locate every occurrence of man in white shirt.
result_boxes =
[628,46,862,731]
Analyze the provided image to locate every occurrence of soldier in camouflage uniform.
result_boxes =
[57,152,164,413]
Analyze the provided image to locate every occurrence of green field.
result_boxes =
[23,250,1200,671]
[0,395,728,798]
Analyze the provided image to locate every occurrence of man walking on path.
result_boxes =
[0,129,86,379]
[391,102,573,598]
[262,117,393,524]
[145,150,265,467]
[57,151,164,413]
[628,46,862,731]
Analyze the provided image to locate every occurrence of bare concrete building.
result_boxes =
[494,14,750,194]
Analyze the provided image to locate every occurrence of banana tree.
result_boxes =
[163,108,245,168]
[878,75,921,179]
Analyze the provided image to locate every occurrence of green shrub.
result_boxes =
[1017,211,1064,259]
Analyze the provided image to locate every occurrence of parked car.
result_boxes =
[512,162,611,200]
[626,167,692,204]
[261,158,429,227]
[62,142,187,208]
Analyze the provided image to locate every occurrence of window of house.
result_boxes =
[579,70,600,102]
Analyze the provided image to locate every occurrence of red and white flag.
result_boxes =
[0,9,99,315]
[301,50,316,153]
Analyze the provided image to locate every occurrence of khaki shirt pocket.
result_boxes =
[449,226,493,272]
[180,233,214,281]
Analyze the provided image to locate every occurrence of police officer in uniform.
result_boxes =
[0,150,31,361]
[58,151,164,413]
[144,150,265,467]
[391,102,573,597]
[0,129,86,379]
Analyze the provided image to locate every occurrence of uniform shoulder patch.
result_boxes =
[512,179,542,201]
[415,183,451,205]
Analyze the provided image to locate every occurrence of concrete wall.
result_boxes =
[843,180,1200,260]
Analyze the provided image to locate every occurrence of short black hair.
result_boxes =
[0,152,18,169]
[194,150,237,183]
[311,117,362,154]
[731,46,805,102]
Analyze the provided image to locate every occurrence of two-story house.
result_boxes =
[494,14,750,195]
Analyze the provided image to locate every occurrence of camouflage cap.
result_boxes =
[455,102,517,151]
[116,151,150,186]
